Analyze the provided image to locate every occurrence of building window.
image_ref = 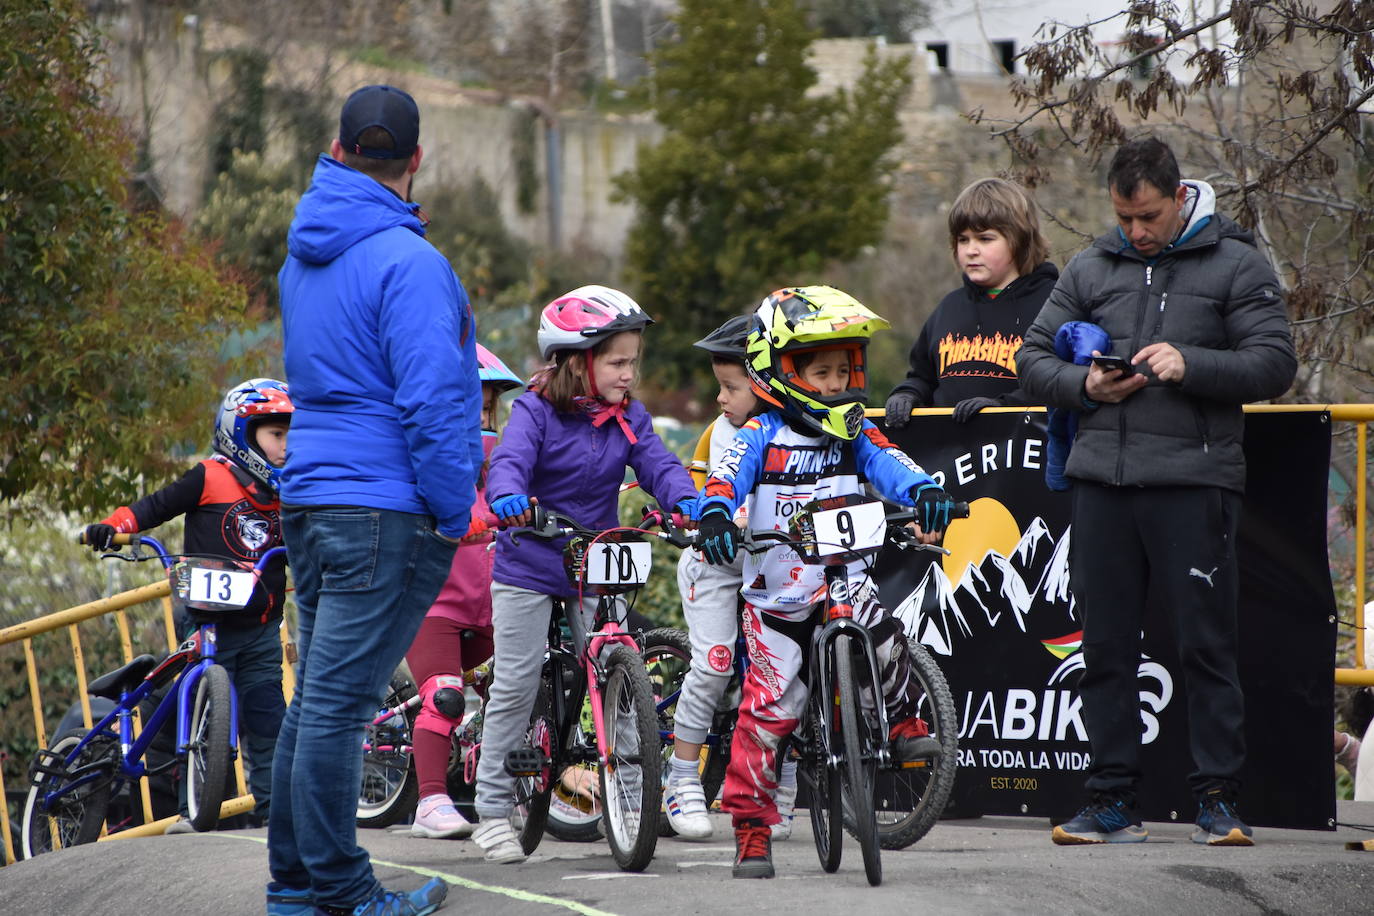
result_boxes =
[926,41,949,70]
[992,40,1016,74]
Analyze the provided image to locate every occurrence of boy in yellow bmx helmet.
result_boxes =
[694,286,961,878]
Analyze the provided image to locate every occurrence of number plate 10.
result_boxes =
[584,541,652,586]
[810,500,885,556]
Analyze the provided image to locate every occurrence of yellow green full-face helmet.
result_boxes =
[744,286,891,440]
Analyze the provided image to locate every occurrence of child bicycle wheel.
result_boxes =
[20,729,114,857]
[834,642,882,886]
[186,664,233,832]
[598,645,662,870]
[357,666,419,828]
[640,627,731,838]
[513,682,555,854]
[874,638,958,849]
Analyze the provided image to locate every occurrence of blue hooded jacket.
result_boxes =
[279,155,483,536]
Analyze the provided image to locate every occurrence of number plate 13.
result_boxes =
[175,563,256,608]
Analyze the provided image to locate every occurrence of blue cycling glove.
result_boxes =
[490,494,531,521]
[910,483,956,534]
[696,508,738,565]
[674,497,700,521]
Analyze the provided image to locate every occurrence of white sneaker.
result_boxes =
[772,783,797,841]
[472,816,527,863]
[411,794,476,839]
[663,777,712,840]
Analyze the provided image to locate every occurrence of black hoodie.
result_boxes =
[889,261,1059,407]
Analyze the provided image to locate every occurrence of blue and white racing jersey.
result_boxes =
[699,411,936,614]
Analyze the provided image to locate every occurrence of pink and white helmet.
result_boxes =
[536,285,653,360]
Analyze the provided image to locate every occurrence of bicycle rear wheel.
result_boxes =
[835,644,881,886]
[20,729,114,857]
[876,638,958,849]
[800,692,843,873]
[599,645,662,871]
[358,667,419,828]
[514,682,555,855]
[186,664,233,832]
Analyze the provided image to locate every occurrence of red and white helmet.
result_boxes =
[536,285,653,360]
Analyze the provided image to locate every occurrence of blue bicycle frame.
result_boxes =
[32,535,282,812]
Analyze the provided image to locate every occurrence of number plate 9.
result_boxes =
[809,500,885,557]
[584,541,652,586]
[171,560,256,610]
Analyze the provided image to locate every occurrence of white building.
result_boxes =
[910,0,1234,78]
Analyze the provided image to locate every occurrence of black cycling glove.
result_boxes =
[910,484,957,535]
[884,391,917,429]
[952,396,999,424]
[84,523,117,551]
[696,508,739,566]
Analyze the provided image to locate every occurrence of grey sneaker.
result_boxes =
[472,816,527,863]
[164,818,197,835]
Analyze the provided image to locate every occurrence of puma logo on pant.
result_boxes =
[1189,566,1218,587]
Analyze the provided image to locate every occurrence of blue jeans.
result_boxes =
[268,507,456,906]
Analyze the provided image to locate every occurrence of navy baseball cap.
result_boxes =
[339,85,419,160]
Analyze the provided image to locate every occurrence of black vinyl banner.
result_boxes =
[873,409,1336,829]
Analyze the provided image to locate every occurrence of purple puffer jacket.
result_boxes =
[487,391,696,597]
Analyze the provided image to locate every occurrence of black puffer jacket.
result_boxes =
[1016,185,1296,493]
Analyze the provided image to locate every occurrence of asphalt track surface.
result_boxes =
[4,802,1373,915]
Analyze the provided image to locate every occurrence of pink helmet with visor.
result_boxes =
[536,285,653,360]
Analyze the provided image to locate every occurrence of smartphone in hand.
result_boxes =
[1090,355,1135,376]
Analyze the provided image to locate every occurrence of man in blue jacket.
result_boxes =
[267,85,481,916]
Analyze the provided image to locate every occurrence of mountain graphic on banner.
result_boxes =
[892,518,1080,658]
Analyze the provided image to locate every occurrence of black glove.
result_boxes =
[952,396,999,424]
[910,484,957,535]
[84,523,117,551]
[696,509,739,566]
[884,391,917,428]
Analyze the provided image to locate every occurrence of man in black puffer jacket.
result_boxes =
[1017,136,1296,848]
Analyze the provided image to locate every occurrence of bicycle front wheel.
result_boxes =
[358,666,419,828]
[599,645,662,871]
[186,664,233,831]
[836,643,881,886]
[20,729,113,857]
[876,638,959,849]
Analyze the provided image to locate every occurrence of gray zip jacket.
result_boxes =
[1016,181,1297,493]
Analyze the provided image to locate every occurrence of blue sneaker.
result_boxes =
[266,882,314,916]
[1192,790,1254,846]
[319,877,449,916]
[1051,795,1147,845]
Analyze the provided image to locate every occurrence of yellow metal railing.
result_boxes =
[0,576,296,866]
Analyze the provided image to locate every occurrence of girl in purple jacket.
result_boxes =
[405,345,522,840]
[471,285,698,863]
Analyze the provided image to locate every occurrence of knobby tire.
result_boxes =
[186,664,232,832]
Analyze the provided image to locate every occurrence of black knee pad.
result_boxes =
[431,685,466,720]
